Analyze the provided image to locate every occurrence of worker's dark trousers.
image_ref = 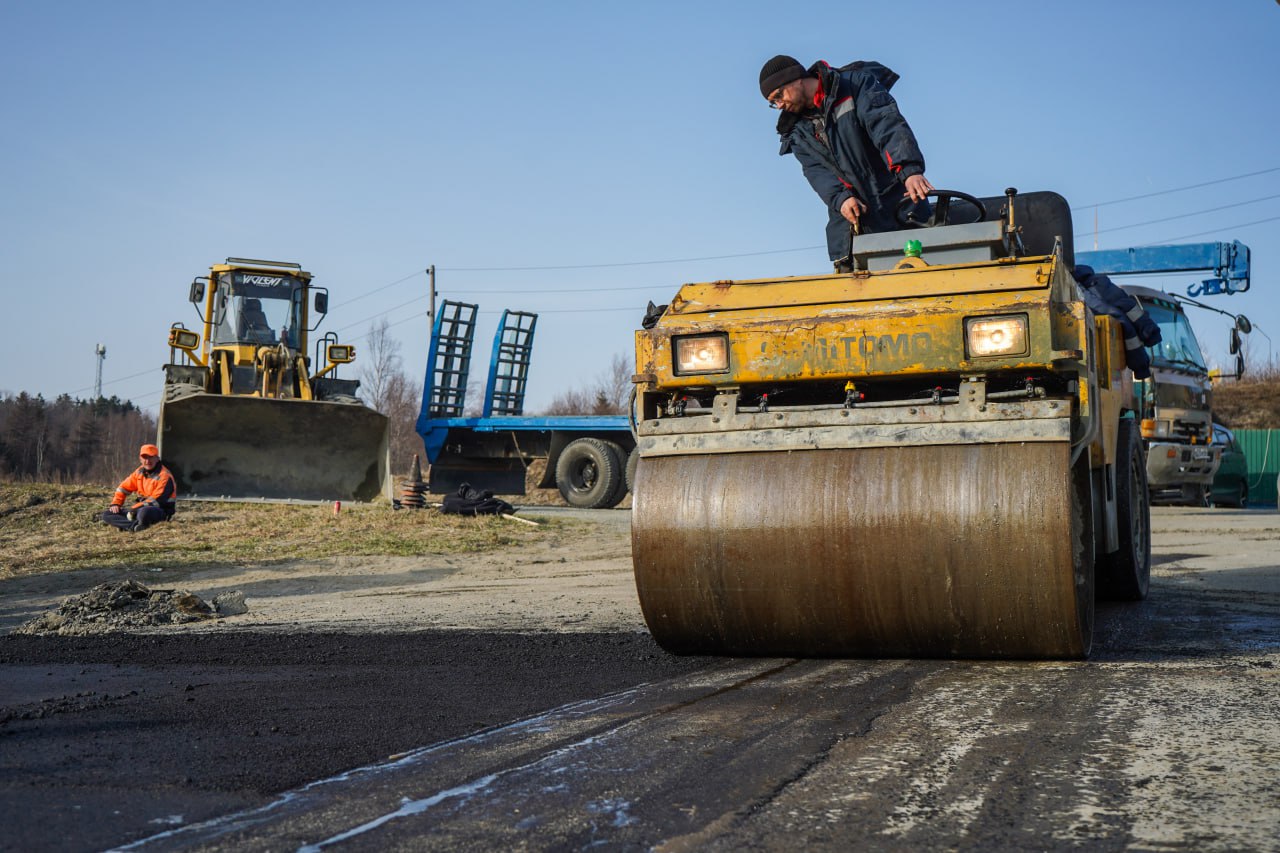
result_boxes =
[100,505,167,532]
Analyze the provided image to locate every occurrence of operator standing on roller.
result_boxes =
[100,444,177,532]
[760,55,934,270]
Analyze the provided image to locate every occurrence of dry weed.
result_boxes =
[0,483,558,581]
[1213,370,1280,429]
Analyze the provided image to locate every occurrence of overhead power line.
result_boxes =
[1071,166,1280,210]
[1084,193,1280,236]
[78,167,1280,399]
[1140,214,1280,246]
[436,244,821,272]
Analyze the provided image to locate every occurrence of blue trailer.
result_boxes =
[415,301,636,508]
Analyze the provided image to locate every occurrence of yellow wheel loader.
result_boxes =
[631,190,1150,659]
[158,258,391,502]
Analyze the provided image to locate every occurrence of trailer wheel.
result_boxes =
[625,446,639,496]
[1099,419,1151,601]
[555,438,626,509]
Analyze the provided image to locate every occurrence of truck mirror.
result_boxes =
[1229,328,1240,355]
[1235,354,1244,381]
[1235,315,1252,334]
[314,292,329,314]
[189,279,205,303]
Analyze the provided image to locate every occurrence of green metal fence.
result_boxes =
[1235,429,1280,507]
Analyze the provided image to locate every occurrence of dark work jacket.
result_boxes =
[778,61,929,260]
[1073,265,1164,379]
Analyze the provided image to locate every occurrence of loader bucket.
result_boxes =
[158,393,392,502]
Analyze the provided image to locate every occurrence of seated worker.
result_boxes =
[100,444,177,532]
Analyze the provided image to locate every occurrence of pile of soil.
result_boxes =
[15,580,247,637]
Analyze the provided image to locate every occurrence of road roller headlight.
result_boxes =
[674,334,729,375]
[965,315,1028,358]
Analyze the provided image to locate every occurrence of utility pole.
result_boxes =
[427,265,436,326]
[94,344,106,400]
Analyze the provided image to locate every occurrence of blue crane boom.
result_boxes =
[1076,241,1250,296]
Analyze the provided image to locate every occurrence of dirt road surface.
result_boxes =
[1,506,1278,851]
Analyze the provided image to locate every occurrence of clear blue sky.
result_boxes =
[3,0,1279,414]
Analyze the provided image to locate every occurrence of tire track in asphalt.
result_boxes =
[114,581,1280,852]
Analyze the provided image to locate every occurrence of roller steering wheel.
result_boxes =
[896,190,988,229]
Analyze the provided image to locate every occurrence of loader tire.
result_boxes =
[164,382,204,402]
[1098,418,1151,601]
[556,438,626,509]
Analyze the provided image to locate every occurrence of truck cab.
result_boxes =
[1123,285,1221,504]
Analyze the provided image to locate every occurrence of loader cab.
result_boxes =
[208,267,308,352]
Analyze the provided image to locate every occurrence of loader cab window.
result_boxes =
[1142,301,1207,371]
[211,272,304,349]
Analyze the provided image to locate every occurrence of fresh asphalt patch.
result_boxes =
[0,630,717,853]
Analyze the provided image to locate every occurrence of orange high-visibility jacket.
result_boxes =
[112,464,177,512]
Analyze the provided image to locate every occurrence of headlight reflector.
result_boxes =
[168,328,200,350]
[966,315,1028,358]
[674,334,729,375]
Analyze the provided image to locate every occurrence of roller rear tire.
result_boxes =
[1099,419,1152,601]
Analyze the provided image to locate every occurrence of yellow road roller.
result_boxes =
[631,190,1150,659]
[159,258,391,503]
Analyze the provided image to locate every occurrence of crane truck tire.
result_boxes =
[555,437,626,509]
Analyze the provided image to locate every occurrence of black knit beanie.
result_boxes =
[759,55,806,99]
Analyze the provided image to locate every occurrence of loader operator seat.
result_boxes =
[238,298,274,345]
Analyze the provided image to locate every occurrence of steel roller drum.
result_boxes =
[631,443,1093,659]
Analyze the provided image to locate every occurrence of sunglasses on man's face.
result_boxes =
[767,80,795,109]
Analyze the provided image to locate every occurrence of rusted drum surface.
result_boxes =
[631,443,1093,659]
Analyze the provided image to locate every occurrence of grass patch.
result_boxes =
[0,483,561,581]
[1213,371,1280,430]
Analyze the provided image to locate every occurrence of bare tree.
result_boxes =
[601,353,632,411]
[358,319,424,476]
[359,319,402,411]
[542,352,633,415]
